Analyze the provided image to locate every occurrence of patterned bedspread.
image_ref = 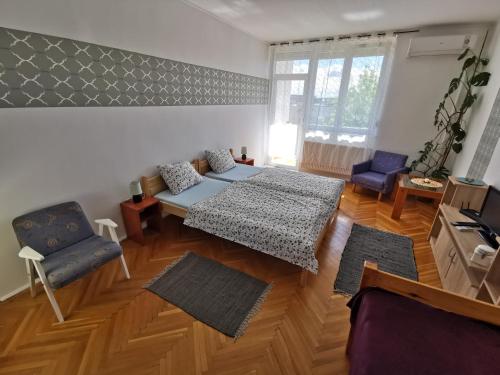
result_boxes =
[184,173,344,273]
[244,168,344,205]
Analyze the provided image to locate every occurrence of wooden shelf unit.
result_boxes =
[440,176,489,210]
[428,177,500,305]
[477,250,500,305]
[429,204,500,304]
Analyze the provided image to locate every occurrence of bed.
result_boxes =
[204,163,264,182]
[196,159,342,204]
[348,262,500,374]
[141,161,344,286]
[154,177,230,210]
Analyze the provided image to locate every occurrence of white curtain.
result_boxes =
[268,36,396,175]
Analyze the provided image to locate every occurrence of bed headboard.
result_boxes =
[194,159,211,175]
[194,148,234,176]
[141,161,199,197]
[141,149,234,196]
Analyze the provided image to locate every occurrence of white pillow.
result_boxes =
[206,149,236,173]
[158,162,203,195]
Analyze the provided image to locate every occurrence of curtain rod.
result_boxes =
[269,29,419,46]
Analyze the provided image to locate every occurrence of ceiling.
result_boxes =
[182,0,500,42]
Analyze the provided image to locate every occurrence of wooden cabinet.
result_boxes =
[446,251,477,297]
[120,197,162,244]
[234,157,255,166]
[440,176,488,211]
[431,219,477,297]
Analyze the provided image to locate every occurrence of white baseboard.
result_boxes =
[0,279,40,301]
[0,233,129,302]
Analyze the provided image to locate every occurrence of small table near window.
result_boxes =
[391,174,446,220]
[234,157,255,166]
[120,197,163,244]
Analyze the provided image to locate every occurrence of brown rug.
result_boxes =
[145,251,272,339]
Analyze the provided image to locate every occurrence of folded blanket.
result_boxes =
[243,168,344,205]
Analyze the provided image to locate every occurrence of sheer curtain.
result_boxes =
[268,36,396,177]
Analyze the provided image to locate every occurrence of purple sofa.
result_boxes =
[351,150,408,198]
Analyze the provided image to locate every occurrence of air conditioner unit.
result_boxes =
[407,35,477,57]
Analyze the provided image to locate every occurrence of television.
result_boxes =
[478,186,500,248]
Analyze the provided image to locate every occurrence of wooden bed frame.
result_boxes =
[140,161,343,287]
[346,261,500,358]
[358,261,500,324]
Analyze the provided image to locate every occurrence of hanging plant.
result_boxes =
[411,35,491,178]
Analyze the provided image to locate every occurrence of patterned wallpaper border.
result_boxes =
[0,27,269,108]
[467,88,500,180]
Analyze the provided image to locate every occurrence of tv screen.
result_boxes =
[480,186,500,236]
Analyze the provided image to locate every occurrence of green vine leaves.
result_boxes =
[411,41,491,179]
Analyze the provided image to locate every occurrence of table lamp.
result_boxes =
[241,146,247,160]
[130,180,143,203]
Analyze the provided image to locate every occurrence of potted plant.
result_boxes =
[411,35,491,178]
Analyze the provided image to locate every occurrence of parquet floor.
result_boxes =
[0,184,440,375]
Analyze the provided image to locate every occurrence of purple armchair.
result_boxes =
[351,150,409,199]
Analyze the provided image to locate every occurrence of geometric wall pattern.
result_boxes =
[467,88,500,180]
[0,27,269,108]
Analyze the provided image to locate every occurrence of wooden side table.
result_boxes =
[234,157,255,166]
[120,197,162,244]
[391,174,445,220]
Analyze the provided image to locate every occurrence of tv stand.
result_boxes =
[429,204,500,305]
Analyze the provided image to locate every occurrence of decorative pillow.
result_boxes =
[206,149,236,174]
[158,162,203,195]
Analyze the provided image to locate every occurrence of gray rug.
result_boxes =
[334,224,418,296]
[145,251,272,339]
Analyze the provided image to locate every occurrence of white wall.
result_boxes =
[0,0,268,298]
[376,24,491,166]
[453,19,500,187]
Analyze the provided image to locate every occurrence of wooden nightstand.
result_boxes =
[234,157,255,166]
[120,197,162,244]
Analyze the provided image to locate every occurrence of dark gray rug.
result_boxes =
[334,224,418,296]
[145,251,272,339]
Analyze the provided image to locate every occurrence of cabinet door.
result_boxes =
[445,252,475,297]
[433,226,454,282]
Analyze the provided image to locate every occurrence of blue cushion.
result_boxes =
[12,202,94,256]
[205,164,264,182]
[351,171,386,191]
[155,177,230,209]
[42,235,122,289]
[371,151,408,174]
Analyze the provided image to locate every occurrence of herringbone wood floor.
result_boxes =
[0,184,440,375]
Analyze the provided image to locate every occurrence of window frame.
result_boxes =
[267,37,394,165]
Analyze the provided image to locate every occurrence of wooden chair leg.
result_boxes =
[352,184,356,193]
[43,284,64,323]
[26,259,37,297]
[119,254,131,279]
[378,192,383,201]
[31,261,64,322]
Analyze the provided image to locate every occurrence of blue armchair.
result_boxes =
[12,201,130,322]
[351,150,409,200]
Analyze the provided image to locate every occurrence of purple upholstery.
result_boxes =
[351,171,385,191]
[351,160,371,175]
[371,150,408,174]
[351,150,408,195]
[347,288,500,375]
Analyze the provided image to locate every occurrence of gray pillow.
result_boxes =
[158,161,203,195]
[206,149,236,173]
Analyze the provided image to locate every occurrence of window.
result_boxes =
[309,58,344,130]
[268,38,395,166]
[268,57,310,166]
